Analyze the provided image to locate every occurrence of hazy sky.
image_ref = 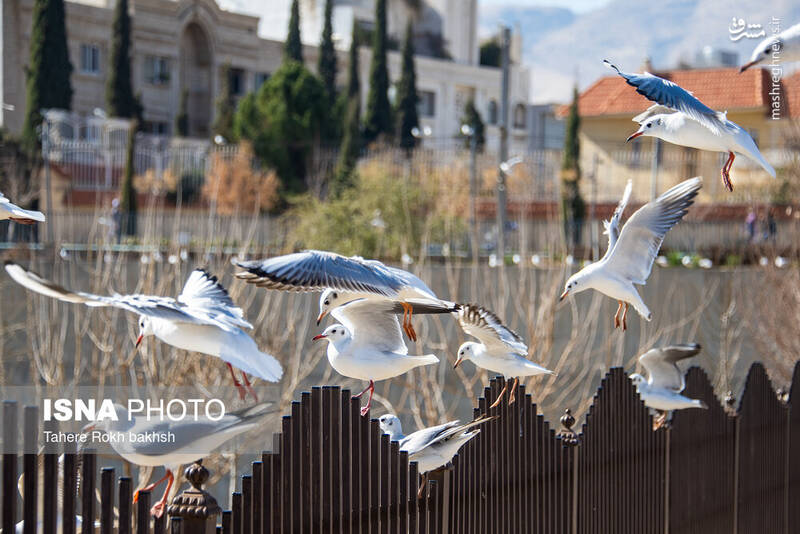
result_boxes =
[478,0,610,14]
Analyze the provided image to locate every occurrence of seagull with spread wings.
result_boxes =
[559,177,701,330]
[454,304,553,408]
[378,414,496,497]
[605,59,775,191]
[0,192,45,224]
[234,251,458,342]
[4,262,282,399]
[312,298,440,416]
[630,344,707,429]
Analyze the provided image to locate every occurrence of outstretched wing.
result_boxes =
[331,298,407,354]
[457,304,527,355]
[632,104,677,124]
[178,269,252,330]
[234,251,404,296]
[602,180,633,258]
[399,421,462,454]
[604,177,701,284]
[0,194,46,222]
[639,343,701,392]
[604,60,727,135]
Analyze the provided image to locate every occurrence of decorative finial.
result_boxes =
[558,409,579,446]
[167,460,221,521]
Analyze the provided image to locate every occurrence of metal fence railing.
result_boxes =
[2,360,798,532]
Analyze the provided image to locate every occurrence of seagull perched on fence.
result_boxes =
[739,22,800,72]
[4,262,282,400]
[559,177,701,330]
[234,250,458,342]
[604,59,775,191]
[453,304,553,408]
[630,344,707,429]
[0,192,45,224]
[81,402,272,517]
[312,298,439,416]
[378,414,496,497]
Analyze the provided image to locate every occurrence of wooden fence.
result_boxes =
[1,361,799,533]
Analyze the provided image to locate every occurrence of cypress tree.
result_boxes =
[332,28,361,196]
[560,86,585,251]
[119,121,137,236]
[284,0,303,63]
[21,0,73,152]
[318,0,337,103]
[363,0,392,143]
[212,64,235,142]
[175,89,189,137]
[395,22,419,152]
[461,99,485,152]
[106,0,137,118]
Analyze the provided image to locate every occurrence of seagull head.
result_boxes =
[453,342,478,369]
[312,324,350,345]
[740,37,779,72]
[317,289,341,325]
[629,373,646,388]
[626,116,665,142]
[559,271,590,301]
[378,414,403,440]
[135,316,154,348]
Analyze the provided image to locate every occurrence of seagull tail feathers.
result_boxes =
[695,399,709,410]
[413,354,440,367]
[251,351,284,382]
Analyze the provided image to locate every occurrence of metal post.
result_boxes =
[469,131,478,266]
[496,26,510,260]
[42,114,53,243]
[650,138,662,200]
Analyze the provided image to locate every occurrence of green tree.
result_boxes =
[318,0,337,103]
[119,121,137,236]
[331,27,362,195]
[395,22,419,152]
[479,39,501,67]
[284,0,303,63]
[460,99,485,152]
[175,89,189,137]
[561,86,585,251]
[363,0,392,143]
[212,64,236,142]
[21,0,73,152]
[234,61,326,194]
[106,0,137,118]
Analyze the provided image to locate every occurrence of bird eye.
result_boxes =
[647,123,651,128]
[324,300,329,305]
[332,329,337,333]
[332,292,338,299]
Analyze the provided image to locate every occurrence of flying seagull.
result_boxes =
[4,262,282,399]
[234,251,457,341]
[630,343,707,429]
[378,414,496,497]
[560,178,701,330]
[454,304,553,408]
[739,22,800,72]
[312,298,439,416]
[0,192,45,224]
[604,59,775,191]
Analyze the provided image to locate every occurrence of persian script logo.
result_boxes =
[729,17,766,41]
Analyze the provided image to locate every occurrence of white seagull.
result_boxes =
[559,177,701,330]
[234,251,457,341]
[81,402,271,517]
[740,22,800,72]
[630,343,707,429]
[453,304,553,408]
[4,262,282,399]
[605,59,775,192]
[378,414,496,497]
[312,298,440,416]
[0,192,45,224]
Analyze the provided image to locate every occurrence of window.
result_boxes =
[80,44,100,74]
[144,56,170,85]
[143,121,169,136]
[229,68,245,96]
[254,72,270,91]
[513,103,527,129]
[418,91,436,118]
[488,100,498,125]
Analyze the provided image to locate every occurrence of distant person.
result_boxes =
[765,208,777,242]
[110,198,121,243]
[745,208,756,242]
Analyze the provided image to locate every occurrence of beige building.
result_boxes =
[1,0,531,149]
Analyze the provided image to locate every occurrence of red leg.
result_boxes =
[359,381,375,416]
[352,380,374,399]
[490,380,509,409]
[508,377,519,405]
[614,301,623,329]
[622,303,629,331]
[721,151,735,192]
[241,372,258,401]
[150,470,175,518]
[133,471,171,503]
[227,363,247,401]
[417,472,428,499]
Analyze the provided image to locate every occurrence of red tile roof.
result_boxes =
[560,67,780,118]
[782,70,800,119]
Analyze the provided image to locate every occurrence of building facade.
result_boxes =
[1,0,531,150]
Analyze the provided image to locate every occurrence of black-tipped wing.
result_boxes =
[234,251,404,296]
[602,180,632,258]
[639,343,701,392]
[178,269,252,330]
[457,304,527,355]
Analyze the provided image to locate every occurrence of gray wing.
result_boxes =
[332,299,407,354]
[632,104,677,124]
[604,60,728,135]
[399,421,462,454]
[178,269,253,330]
[457,304,527,355]
[234,251,404,296]
[639,343,701,392]
[601,180,632,259]
[604,177,701,284]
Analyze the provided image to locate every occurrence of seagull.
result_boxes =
[453,304,553,408]
[0,193,45,224]
[378,414,496,497]
[312,298,440,416]
[234,251,458,342]
[4,262,282,400]
[604,60,775,191]
[559,177,701,330]
[81,402,272,517]
[740,22,800,72]
[630,343,707,429]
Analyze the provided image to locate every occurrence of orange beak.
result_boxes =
[312,334,326,341]
[559,289,569,301]
[316,311,327,325]
[739,60,758,73]
[135,334,143,348]
[626,131,644,142]
[453,357,463,369]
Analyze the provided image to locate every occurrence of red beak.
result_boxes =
[626,131,644,142]
[739,60,758,73]
[135,334,143,348]
[312,334,326,341]
[559,289,569,301]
